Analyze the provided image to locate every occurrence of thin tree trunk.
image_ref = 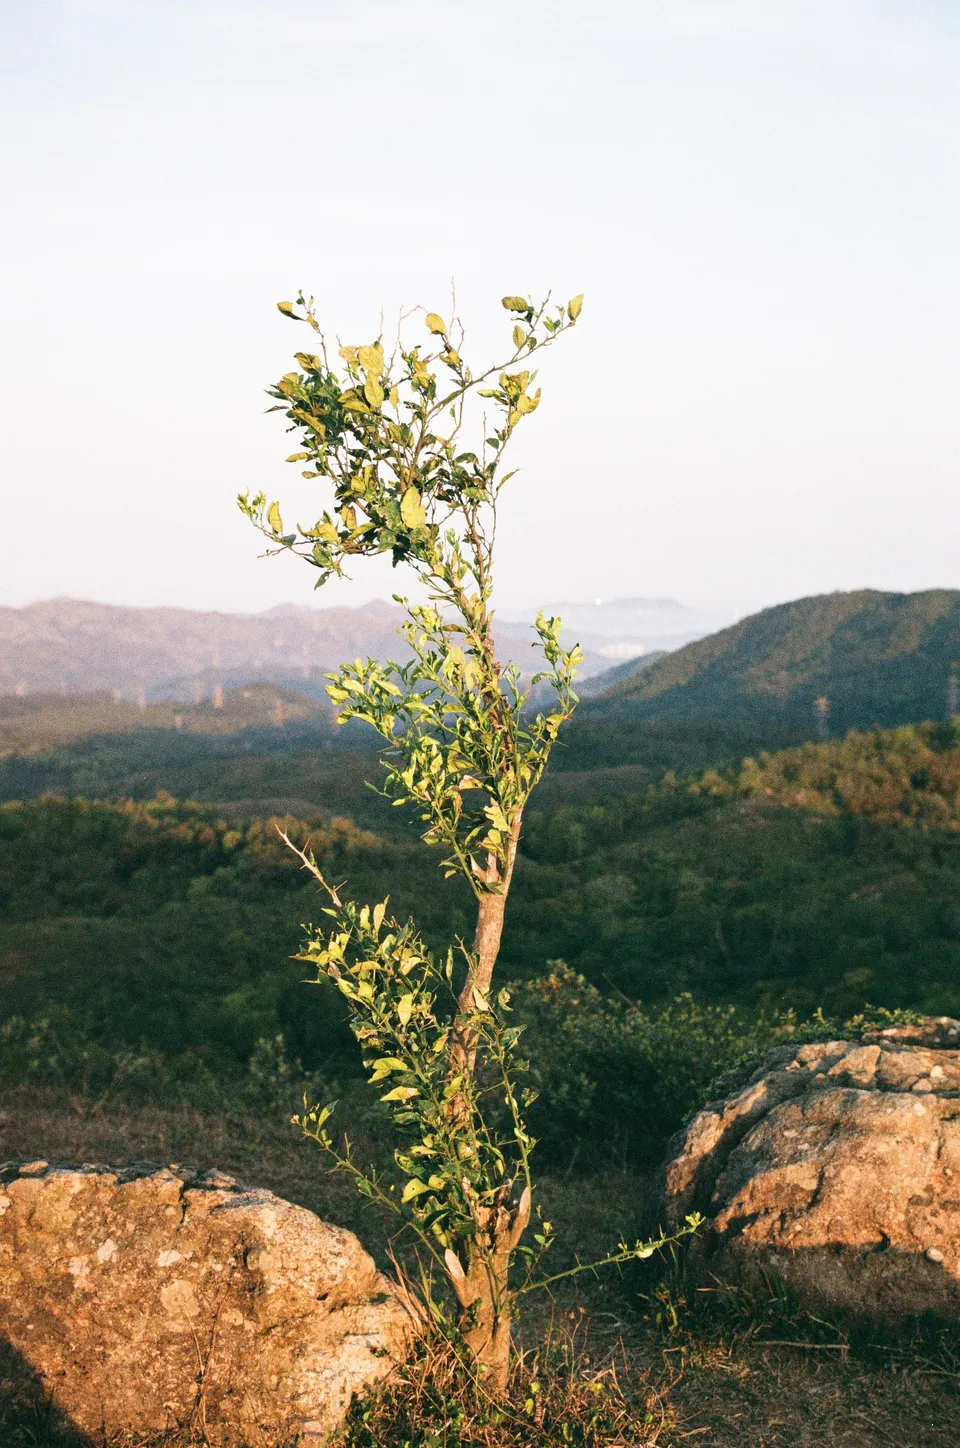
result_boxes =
[454,813,522,1044]
[443,813,527,1390]
[444,1189,529,1394]
[459,1252,512,1393]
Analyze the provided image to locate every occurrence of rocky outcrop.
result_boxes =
[0,1161,412,1445]
[647,1018,960,1326]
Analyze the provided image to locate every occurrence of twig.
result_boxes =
[757,1339,850,1350]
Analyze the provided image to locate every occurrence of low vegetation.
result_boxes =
[7,715,960,1168]
[6,666,960,1435]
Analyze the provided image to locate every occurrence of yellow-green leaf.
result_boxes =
[401,1177,432,1202]
[502,295,528,312]
[400,487,427,530]
[567,293,584,321]
[512,324,526,348]
[364,375,384,408]
[294,352,322,371]
[285,452,311,463]
[372,900,387,933]
[425,312,446,335]
[397,993,414,1026]
[266,502,283,533]
[357,343,384,376]
[381,1085,418,1103]
[277,300,297,318]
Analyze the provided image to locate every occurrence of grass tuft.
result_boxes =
[335,1319,676,1448]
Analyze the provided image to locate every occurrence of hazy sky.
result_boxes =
[2,0,958,624]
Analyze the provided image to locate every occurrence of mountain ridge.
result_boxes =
[0,597,612,699]
[587,587,960,737]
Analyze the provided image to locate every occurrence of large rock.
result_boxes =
[0,1161,412,1444]
[647,1018,960,1326]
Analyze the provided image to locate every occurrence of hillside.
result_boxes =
[0,684,334,751]
[0,686,398,829]
[557,589,960,773]
[6,722,960,1070]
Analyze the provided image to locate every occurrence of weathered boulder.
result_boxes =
[647,1017,960,1326]
[0,1161,412,1444]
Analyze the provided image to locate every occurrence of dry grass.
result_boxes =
[2,1088,959,1447]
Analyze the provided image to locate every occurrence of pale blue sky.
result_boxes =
[2,0,958,623]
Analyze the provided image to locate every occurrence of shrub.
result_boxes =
[510,964,803,1169]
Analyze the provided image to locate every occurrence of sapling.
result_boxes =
[241,292,697,1389]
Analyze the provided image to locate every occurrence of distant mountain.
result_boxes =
[586,589,960,739]
[507,596,719,661]
[0,598,610,700]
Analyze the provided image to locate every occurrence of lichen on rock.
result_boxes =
[646,1017,960,1326]
[0,1161,412,1445]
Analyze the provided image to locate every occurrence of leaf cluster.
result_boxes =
[239,292,582,586]
[293,871,537,1267]
[329,604,580,894]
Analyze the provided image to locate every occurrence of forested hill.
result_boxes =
[583,589,960,741]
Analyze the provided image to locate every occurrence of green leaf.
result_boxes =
[567,293,584,321]
[425,313,446,335]
[400,488,427,530]
[502,295,528,312]
[266,502,283,533]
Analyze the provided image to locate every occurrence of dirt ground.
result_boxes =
[2,1089,958,1447]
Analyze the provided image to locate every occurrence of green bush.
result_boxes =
[509,964,805,1169]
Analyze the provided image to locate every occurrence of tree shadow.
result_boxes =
[0,1338,94,1447]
